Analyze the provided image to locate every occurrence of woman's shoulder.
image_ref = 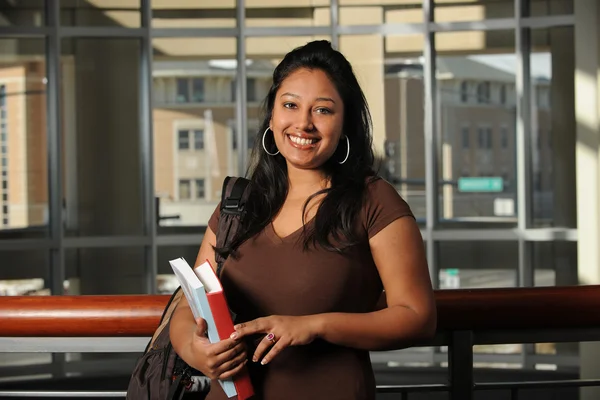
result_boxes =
[361,175,414,238]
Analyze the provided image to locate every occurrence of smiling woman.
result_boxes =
[168,40,436,400]
[269,68,344,170]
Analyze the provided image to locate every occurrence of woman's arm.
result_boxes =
[314,216,436,350]
[169,226,248,379]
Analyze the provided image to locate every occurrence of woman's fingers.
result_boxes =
[217,348,249,379]
[260,339,286,366]
[252,333,277,363]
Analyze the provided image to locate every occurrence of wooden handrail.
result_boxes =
[1,285,600,337]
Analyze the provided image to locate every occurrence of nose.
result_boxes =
[296,110,315,132]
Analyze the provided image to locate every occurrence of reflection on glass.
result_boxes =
[438,241,518,289]
[0,38,47,238]
[152,0,235,28]
[66,247,145,295]
[434,0,513,22]
[528,0,573,17]
[530,27,575,228]
[533,242,577,287]
[62,38,143,236]
[246,1,330,27]
[61,0,140,27]
[436,31,517,224]
[0,0,45,26]
[153,38,237,228]
[0,250,49,295]
[340,1,420,26]
[384,56,426,221]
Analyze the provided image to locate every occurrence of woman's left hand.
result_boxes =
[230,315,321,365]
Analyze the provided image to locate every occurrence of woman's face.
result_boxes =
[269,67,345,171]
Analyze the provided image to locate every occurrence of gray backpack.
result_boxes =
[126,177,251,400]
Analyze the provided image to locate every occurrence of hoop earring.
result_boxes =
[338,136,350,164]
[262,127,279,156]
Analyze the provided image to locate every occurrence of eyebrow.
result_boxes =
[280,92,336,104]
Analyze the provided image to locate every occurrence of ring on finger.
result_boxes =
[266,332,276,343]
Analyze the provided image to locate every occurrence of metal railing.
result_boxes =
[1,285,600,399]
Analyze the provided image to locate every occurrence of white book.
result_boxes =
[169,257,237,398]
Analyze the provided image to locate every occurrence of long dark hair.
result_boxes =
[217,40,375,257]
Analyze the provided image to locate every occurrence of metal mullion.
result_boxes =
[152,28,239,38]
[140,0,156,294]
[0,27,50,37]
[62,236,151,248]
[423,0,439,290]
[0,239,57,251]
[330,0,339,49]
[58,27,146,37]
[515,0,533,288]
[157,235,205,246]
[236,0,248,175]
[46,0,64,297]
[430,18,517,32]
[521,15,575,29]
[245,26,330,37]
[337,23,424,36]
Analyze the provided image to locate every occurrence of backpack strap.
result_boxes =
[215,176,251,278]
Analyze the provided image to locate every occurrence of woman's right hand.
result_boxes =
[189,318,249,380]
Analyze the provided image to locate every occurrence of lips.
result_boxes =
[286,134,320,149]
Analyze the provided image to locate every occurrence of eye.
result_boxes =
[315,107,332,114]
[283,102,296,109]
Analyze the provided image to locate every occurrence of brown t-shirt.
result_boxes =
[205,177,413,400]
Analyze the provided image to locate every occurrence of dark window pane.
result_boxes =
[462,127,470,149]
[178,130,190,150]
[195,179,205,199]
[193,130,204,150]
[247,78,257,102]
[176,78,189,103]
[179,180,191,200]
[62,38,142,236]
[191,78,204,102]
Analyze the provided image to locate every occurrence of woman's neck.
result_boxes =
[286,165,329,196]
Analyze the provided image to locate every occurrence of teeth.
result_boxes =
[289,136,316,145]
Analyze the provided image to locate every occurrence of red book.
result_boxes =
[194,260,255,400]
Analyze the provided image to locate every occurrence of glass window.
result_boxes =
[0,38,47,237]
[193,130,204,150]
[528,0,573,17]
[439,241,519,289]
[195,179,205,200]
[500,85,507,104]
[530,26,575,228]
[2,205,7,214]
[176,78,189,103]
[477,81,491,104]
[178,130,190,150]
[0,0,45,27]
[61,0,140,27]
[434,0,514,22]
[191,78,205,103]
[62,38,143,236]
[2,193,6,201]
[501,127,509,148]
[232,77,261,102]
[461,126,470,149]
[153,38,236,229]
[2,218,8,225]
[179,180,191,200]
[152,1,235,28]
[65,248,145,295]
[437,30,517,224]
[247,78,257,102]
[248,1,330,27]
[460,81,469,102]
[0,250,50,295]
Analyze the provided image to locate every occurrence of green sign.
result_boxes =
[458,177,503,193]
